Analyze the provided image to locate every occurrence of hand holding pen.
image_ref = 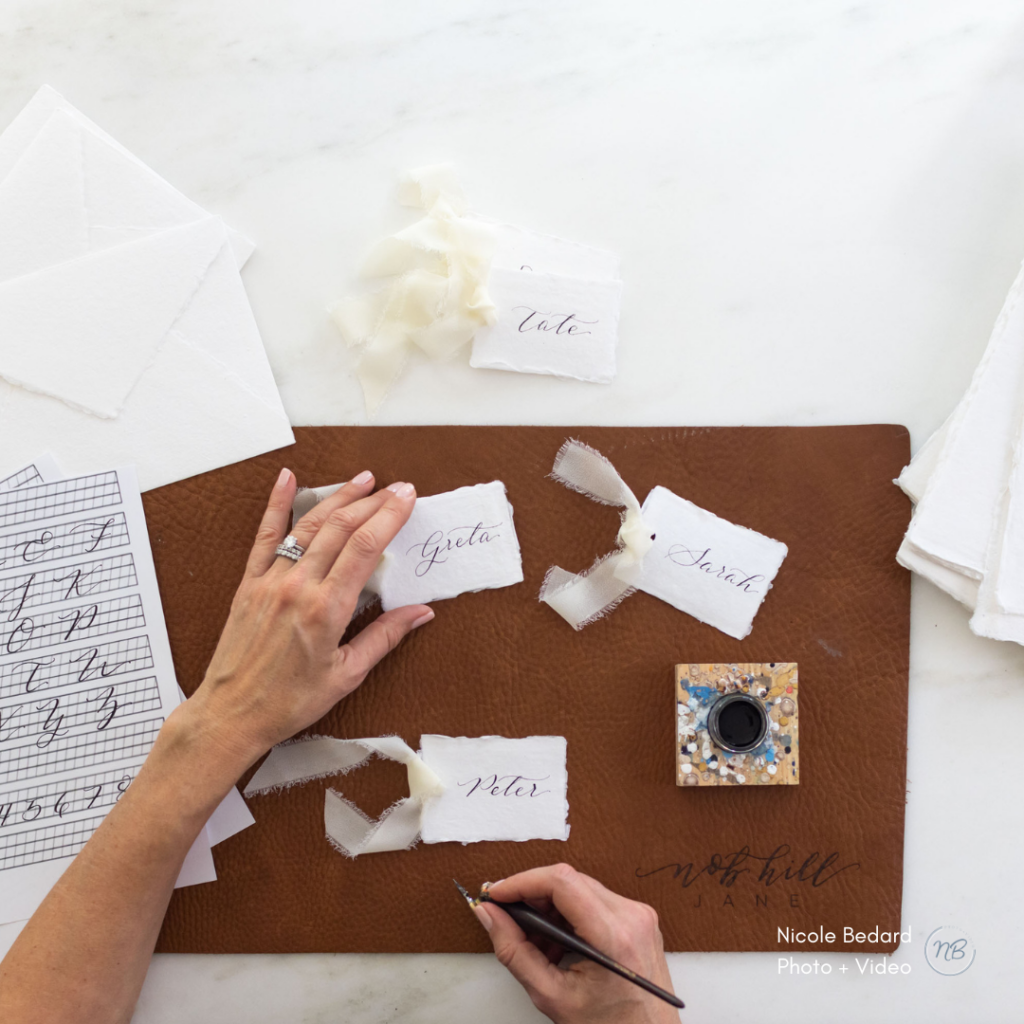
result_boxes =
[469,864,683,1024]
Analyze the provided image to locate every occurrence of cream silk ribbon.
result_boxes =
[244,736,444,858]
[539,439,655,629]
[329,164,497,415]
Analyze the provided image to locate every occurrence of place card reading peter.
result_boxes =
[378,481,523,609]
[470,267,622,383]
[638,486,788,640]
[419,735,569,844]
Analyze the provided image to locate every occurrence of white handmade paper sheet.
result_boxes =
[897,262,1024,604]
[637,486,789,640]
[377,481,524,609]
[419,735,569,844]
[0,86,293,491]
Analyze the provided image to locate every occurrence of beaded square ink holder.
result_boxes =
[675,662,799,788]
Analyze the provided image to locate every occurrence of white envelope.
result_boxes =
[0,86,293,491]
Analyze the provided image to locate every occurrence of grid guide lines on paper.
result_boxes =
[0,594,146,656]
[0,553,138,620]
[0,636,155,701]
[0,765,138,833]
[0,472,121,530]
[0,814,108,871]
[0,675,161,746]
[0,512,129,571]
[0,716,163,785]
[0,466,42,493]
[0,463,197,901]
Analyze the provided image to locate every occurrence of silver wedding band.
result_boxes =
[275,535,306,562]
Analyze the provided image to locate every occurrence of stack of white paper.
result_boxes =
[898,261,1024,643]
[0,86,294,491]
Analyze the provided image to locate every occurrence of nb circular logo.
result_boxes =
[925,926,976,976]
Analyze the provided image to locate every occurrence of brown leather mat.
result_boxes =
[148,425,911,953]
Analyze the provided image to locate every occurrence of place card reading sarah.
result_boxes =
[419,735,569,844]
[378,481,524,609]
[637,486,788,640]
[470,266,622,384]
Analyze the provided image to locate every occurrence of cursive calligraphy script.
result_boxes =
[406,522,501,577]
[665,545,766,594]
[636,845,860,890]
[512,306,597,337]
[458,774,552,798]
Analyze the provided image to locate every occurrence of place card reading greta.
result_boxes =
[419,735,569,843]
[470,266,622,383]
[378,481,524,609]
[638,486,788,640]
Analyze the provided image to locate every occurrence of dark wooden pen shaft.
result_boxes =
[483,897,684,1010]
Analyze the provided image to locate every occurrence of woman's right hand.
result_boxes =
[476,865,681,1024]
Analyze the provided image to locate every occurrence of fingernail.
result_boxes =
[411,609,434,629]
[277,467,292,487]
[473,904,493,932]
[351,470,373,485]
[387,482,415,499]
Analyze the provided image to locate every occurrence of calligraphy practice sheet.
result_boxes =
[0,454,62,493]
[637,485,789,640]
[470,225,623,383]
[419,735,569,843]
[0,463,250,924]
[377,481,523,609]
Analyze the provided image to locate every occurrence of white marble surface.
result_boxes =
[1,1,1022,1021]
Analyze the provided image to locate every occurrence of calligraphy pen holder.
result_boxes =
[675,663,799,788]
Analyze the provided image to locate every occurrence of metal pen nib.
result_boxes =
[453,878,476,906]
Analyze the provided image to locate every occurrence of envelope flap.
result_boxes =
[0,332,295,491]
[80,115,212,246]
[0,110,89,279]
[0,86,254,269]
[0,216,228,418]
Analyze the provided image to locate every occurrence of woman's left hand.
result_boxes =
[163,467,433,786]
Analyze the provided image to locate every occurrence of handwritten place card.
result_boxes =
[637,486,788,640]
[419,735,569,843]
[377,481,524,609]
[470,267,622,383]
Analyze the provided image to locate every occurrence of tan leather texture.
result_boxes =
[148,425,911,953]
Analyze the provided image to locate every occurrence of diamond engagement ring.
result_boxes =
[275,535,306,562]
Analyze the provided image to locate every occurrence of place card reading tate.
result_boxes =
[470,267,622,384]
